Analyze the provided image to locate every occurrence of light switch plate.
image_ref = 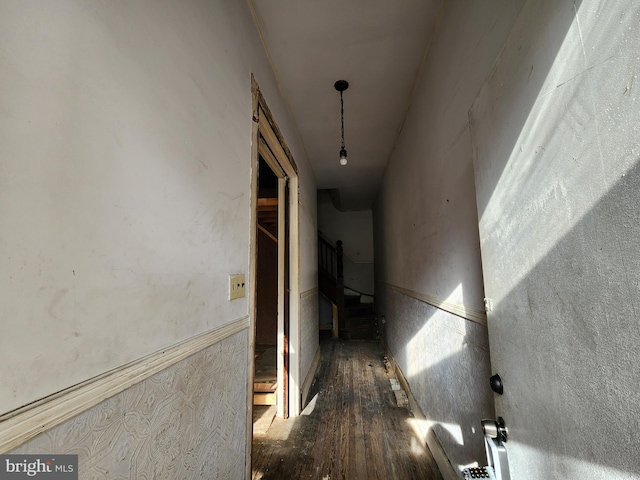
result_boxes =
[229,274,245,300]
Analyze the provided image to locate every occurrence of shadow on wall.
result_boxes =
[373,158,483,312]
[377,285,493,473]
[373,1,640,478]
[483,158,640,477]
[469,0,640,477]
[373,2,588,473]
[378,160,640,478]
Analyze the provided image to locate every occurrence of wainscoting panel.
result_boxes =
[377,283,493,475]
[10,330,248,479]
[299,288,319,401]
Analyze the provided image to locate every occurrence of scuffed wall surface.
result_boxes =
[0,0,319,472]
[470,0,640,478]
[11,331,247,479]
[0,0,317,419]
[377,284,493,471]
[372,1,524,474]
[0,0,254,412]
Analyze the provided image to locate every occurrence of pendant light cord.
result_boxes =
[335,79,348,164]
[340,90,345,150]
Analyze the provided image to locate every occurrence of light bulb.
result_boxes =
[339,148,347,166]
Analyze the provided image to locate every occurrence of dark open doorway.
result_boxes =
[253,156,283,417]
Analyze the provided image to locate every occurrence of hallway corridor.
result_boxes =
[252,340,443,479]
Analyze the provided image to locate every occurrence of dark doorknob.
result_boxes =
[490,374,504,394]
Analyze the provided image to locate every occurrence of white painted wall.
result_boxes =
[0,0,317,434]
[373,1,525,475]
[471,1,640,478]
[318,191,374,294]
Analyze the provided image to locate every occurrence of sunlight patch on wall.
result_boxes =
[405,305,466,378]
[407,418,464,446]
[511,442,636,479]
[444,283,465,312]
[471,0,640,307]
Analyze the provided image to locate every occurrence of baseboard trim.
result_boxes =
[382,282,487,326]
[300,344,321,409]
[385,349,459,480]
[0,316,250,453]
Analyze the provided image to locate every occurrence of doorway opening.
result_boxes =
[247,78,301,477]
[253,155,287,430]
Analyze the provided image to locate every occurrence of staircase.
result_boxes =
[318,235,378,341]
[342,294,378,341]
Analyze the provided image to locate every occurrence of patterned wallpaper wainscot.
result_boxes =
[10,329,248,479]
[299,289,319,392]
[377,284,493,474]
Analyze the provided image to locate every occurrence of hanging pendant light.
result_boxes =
[335,80,349,166]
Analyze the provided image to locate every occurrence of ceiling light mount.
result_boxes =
[334,80,349,92]
[335,80,349,166]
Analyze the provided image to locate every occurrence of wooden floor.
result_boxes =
[252,339,443,480]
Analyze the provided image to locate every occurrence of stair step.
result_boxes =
[344,295,361,306]
[346,304,375,316]
[344,316,376,329]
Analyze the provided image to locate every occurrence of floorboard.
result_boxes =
[252,339,443,480]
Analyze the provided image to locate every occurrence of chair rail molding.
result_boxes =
[0,316,250,453]
[382,283,487,326]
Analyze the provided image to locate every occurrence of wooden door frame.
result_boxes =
[247,75,301,476]
[257,103,300,418]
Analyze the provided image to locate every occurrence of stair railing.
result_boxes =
[318,235,337,279]
[318,235,345,333]
[335,240,345,335]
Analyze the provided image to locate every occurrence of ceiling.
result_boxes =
[250,0,443,211]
